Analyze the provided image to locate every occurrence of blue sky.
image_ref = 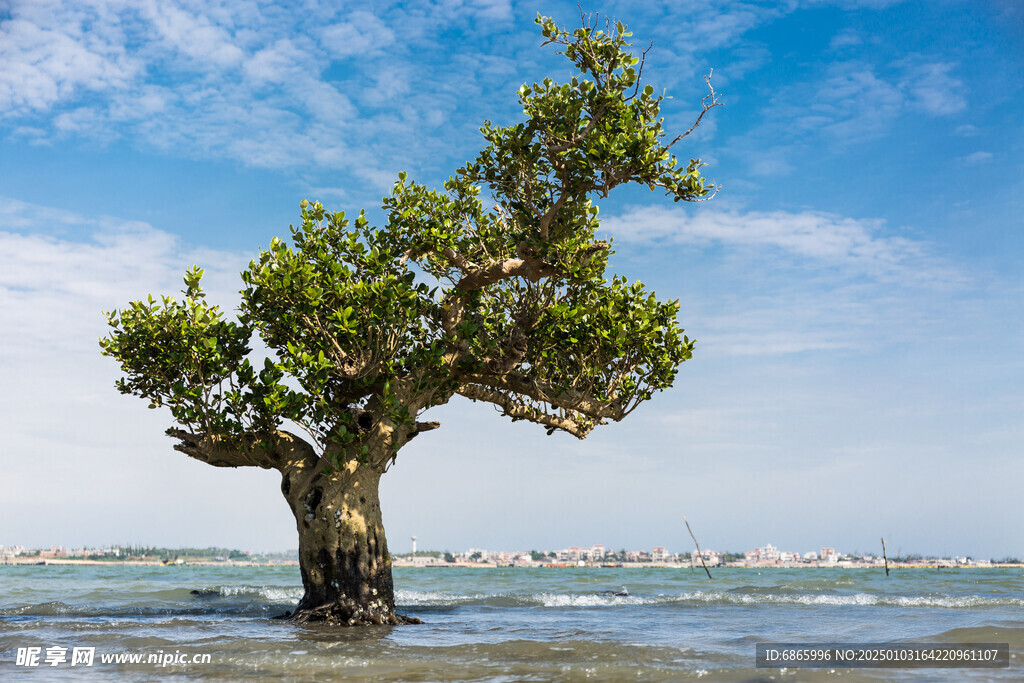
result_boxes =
[1,0,1021,558]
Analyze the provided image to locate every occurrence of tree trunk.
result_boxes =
[278,457,419,626]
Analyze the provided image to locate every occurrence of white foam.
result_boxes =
[393,589,483,606]
[214,585,303,603]
[539,593,638,607]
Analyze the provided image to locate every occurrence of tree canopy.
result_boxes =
[101,14,717,472]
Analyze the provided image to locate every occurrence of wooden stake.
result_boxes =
[685,517,712,579]
[881,537,890,576]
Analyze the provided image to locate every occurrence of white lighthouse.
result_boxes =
[411,536,417,556]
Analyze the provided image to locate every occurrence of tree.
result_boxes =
[100,14,718,626]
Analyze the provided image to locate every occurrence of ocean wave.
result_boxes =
[0,585,303,618]
[202,585,303,603]
[0,600,76,616]
[394,589,493,607]
[6,588,1020,618]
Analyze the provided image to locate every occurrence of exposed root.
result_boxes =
[281,601,421,626]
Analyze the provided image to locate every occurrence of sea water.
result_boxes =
[1,564,1022,680]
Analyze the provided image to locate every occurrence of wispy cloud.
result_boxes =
[0,198,246,342]
[0,0,798,199]
[140,0,247,68]
[603,205,958,286]
[731,53,969,177]
[320,11,396,59]
[959,150,993,165]
[829,28,862,50]
[897,59,966,116]
[0,8,141,116]
[761,61,903,145]
[0,0,523,193]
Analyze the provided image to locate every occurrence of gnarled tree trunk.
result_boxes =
[279,456,419,626]
[169,428,421,626]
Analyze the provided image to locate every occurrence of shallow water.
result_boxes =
[1,565,1021,680]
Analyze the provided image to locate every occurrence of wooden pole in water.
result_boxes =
[881,537,890,576]
[685,517,712,580]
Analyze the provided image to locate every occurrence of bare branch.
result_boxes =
[666,70,722,149]
[685,182,721,203]
[628,42,653,101]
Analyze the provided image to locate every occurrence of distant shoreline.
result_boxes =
[4,558,1020,570]
[390,560,1024,570]
[0,559,298,567]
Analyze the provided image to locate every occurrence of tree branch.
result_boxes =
[537,193,569,241]
[455,257,557,292]
[168,428,318,472]
[456,383,597,439]
[666,70,722,149]
[405,420,440,443]
[463,372,624,420]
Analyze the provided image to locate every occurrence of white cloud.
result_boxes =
[730,61,907,168]
[244,38,315,85]
[747,146,794,176]
[959,151,993,165]
[650,0,789,52]
[0,196,86,230]
[785,58,964,142]
[465,0,513,22]
[0,0,820,209]
[804,63,904,141]
[0,13,140,117]
[0,197,246,347]
[138,0,246,69]
[320,11,396,59]
[829,28,862,50]
[0,0,519,194]
[731,53,971,177]
[603,205,957,286]
[898,60,966,116]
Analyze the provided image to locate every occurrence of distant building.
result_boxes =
[820,547,836,561]
[692,549,721,566]
[588,545,605,560]
[652,546,668,561]
[746,544,780,563]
